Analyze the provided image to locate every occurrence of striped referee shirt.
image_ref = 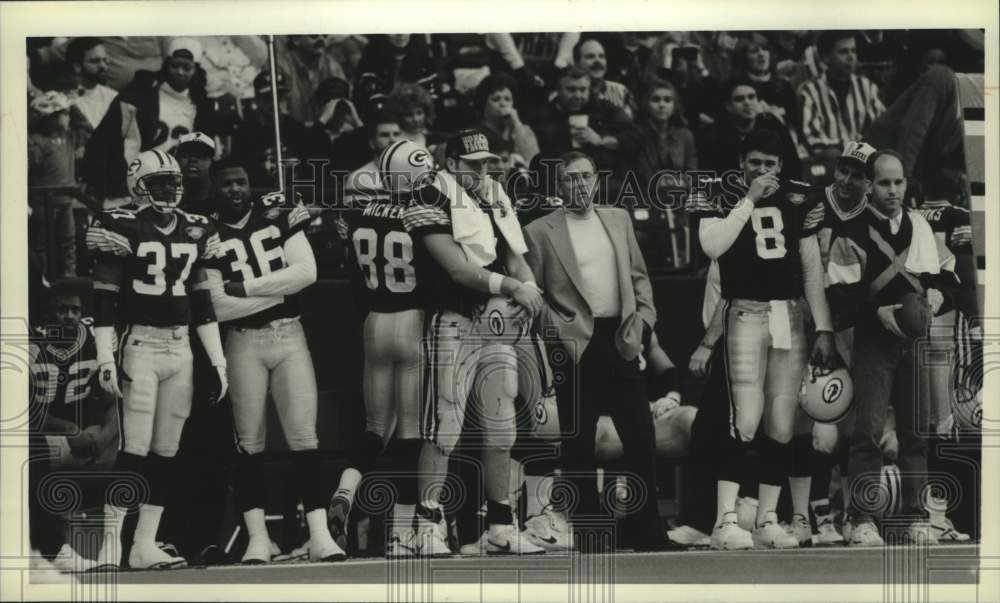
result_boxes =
[799,72,885,151]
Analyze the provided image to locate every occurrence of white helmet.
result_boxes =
[377,139,436,193]
[800,363,854,424]
[472,296,530,344]
[126,150,184,210]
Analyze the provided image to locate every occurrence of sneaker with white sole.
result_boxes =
[52,544,96,573]
[849,521,884,547]
[710,512,753,550]
[308,532,347,562]
[414,516,453,557]
[486,524,546,555]
[814,513,845,545]
[668,525,711,547]
[386,530,419,558]
[788,514,813,547]
[31,550,74,583]
[906,522,940,545]
[753,516,799,549]
[128,541,187,570]
[273,543,308,562]
[524,509,573,552]
[930,516,971,543]
[458,531,490,556]
[241,536,272,565]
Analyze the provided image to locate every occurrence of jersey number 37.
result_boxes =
[352,228,416,293]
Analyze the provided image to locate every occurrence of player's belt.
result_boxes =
[130,324,188,340]
[233,316,300,331]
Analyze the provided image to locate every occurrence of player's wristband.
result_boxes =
[488,272,505,296]
[699,340,715,351]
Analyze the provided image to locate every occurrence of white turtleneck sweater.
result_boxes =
[564,208,621,318]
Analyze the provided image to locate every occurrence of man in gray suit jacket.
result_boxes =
[522,150,673,552]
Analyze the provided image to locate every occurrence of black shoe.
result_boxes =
[197,545,231,566]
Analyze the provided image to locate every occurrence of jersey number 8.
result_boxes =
[352,228,416,293]
[750,207,787,260]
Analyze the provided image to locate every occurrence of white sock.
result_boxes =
[99,505,127,562]
[525,475,552,518]
[133,504,163,546]
[508,461,524,505]
[305,508,331,541]
[391,504,416,535]
[334,469,363,506]
[243,508,268,540]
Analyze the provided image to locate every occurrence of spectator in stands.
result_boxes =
[529,66,640,192]
[474,72,540,165]
[97,37,173,91]
[312,77,364,150]
[229,70,327,199]
[697,78,801,179]
[354,35,439,105]
[199,36,268,100]
[385,82,444,151]
[799,31,885,160]
[643,32,721,127]
[574,38,636,117]
[343,112,401,207]
[276,35,349,127]
[66,38,115,140]
[597,32,653,102]
[29,91,80,278]
[325,35,368,84]
[732,33,798,131]
[632,78,697,200]
[175,132,217,214]
[82,38,214,203]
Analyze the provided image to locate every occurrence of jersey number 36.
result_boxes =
[352,228,416,293]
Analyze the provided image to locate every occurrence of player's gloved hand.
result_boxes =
[512,282,544,317]
[877,304,906,338]
[810,330,839,369]
[926,288,944,314]
[747,172,780,204]
[97,362,123,399]
[206,364,229,404]
[225,281,248,297]
[688,342,714,378]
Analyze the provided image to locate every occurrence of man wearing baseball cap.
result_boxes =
[175,132,217,214]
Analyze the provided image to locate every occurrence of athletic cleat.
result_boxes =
[814,513,845,545]
[327,495,351,553]
[31,550,73,583]
[753,519,799,549]
[414,518,453,557]
[905,522,940,545]
[463,525,546,555]
[930,516,971,543]
[307,532,347,562]
[52,544,96,573]
[710,513,753,550]
[458,531,490,556]
[386,531,419,558]
[128,541,187,570]
[789,514,813,547]
[841,516,854,543]
[524,509,573,552]
[849,521,884,547]
[242,536,272,565]
[274,544,309,562]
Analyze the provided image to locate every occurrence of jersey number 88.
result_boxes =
[352,228,416,293]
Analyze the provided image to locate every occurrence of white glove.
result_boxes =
[97,361,123,399]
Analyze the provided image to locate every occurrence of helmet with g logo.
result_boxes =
[800,363,854,424]
[126,150,184,210]
[377,139,437,193]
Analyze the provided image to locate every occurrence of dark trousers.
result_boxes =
[848,318,928,523]
[553,318,664,549]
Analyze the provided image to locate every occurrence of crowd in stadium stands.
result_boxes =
[25,30,984,570]
[27,30,983,282]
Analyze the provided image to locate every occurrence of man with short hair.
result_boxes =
[523,150,676,552]
[343,114,402,207]
[175,132,217,214]
[574,38,635,117]
[799,31,885,159]
[276,34,349,127]
[529,66,639,183]
[826,150,954,546]
[67,37,116,136]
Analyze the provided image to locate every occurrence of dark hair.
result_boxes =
[210,156,250,182]
[638,77,688,128]
[817,30,856,56]
[365,109,401,140]
[473,72,520,118]
[733,33,773,76]
[385,82,436,128]
[559,65,591,84]
[557,150,597,174]
[571,37,603,63]
[722,77,759,102]
[66,37,103,67]
[867,149,906,180]
[739,129,784,160]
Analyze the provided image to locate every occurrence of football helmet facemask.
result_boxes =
[127,150,184,211]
